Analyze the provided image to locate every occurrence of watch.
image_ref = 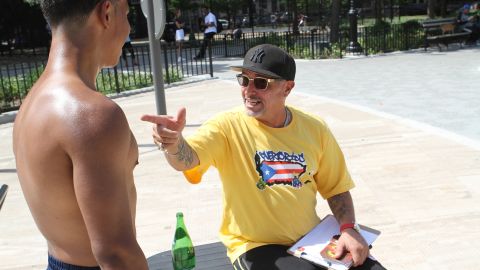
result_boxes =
[340,222,361,233]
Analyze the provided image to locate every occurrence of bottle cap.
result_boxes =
[176,212,184,217]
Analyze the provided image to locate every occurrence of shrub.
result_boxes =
[372,20,392,32]
[401,19,422,31]
[0,63,44,107]
[96,67,182,95]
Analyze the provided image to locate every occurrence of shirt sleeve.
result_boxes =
[207,13,216,25]
[314,125,355,199]
[183,114,228,184]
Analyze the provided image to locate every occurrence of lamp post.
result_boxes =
[249,0,255,34]
[346,0,362,53]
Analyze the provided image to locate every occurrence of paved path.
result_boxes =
[213,46,480,144]
[1,48,480,269]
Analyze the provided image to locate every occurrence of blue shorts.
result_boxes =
[47,254,100,270]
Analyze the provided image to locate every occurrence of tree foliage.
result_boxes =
[0,0,48,47]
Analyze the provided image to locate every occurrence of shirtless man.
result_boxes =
[12,1,148,269]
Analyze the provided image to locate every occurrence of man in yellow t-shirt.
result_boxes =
[142,44,386,270]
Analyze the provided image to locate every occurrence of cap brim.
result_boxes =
[230,65,283,79]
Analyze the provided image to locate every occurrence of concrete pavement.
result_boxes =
[1,50,480,269]
[213,46,480,143]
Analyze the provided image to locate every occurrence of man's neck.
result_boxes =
[47,33,100,90]
[254,106,291,128]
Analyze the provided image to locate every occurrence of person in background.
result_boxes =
[174,8,185,62]
[457,4,473,30]
[457,3,480,44]
[467,3,480,44]
[232,24,243,39]
[141,44,386,270]
[298,13,307,32]
[193,5,216,60]
[122,35,138,67]
[270,13,278,29]
[242,16,248,27]
[13,1,148,269]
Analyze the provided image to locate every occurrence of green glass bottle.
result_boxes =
[172,212,196,270]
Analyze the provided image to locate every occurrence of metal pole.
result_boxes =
[346,0,362,54]
[146,0,167,115]
[250,0,255,34]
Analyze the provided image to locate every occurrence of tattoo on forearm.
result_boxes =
[173,138,194,167]
[328,192,354,223]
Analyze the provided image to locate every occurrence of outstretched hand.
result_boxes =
[335,230,369,267]
[141,107,187,153]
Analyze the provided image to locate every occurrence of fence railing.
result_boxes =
[1,23,426,113]
[0,42,213,113]
[0,60,46,113]
[359,23,424,55]
[208,22,424,59]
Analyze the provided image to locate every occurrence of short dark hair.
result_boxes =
[40,0,116,27]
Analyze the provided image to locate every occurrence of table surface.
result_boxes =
[147,242,233,270]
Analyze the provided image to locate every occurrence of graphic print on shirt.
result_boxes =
[254,150,307,190]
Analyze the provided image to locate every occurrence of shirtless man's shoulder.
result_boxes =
[15,74,130,156]
[13,72,138,266]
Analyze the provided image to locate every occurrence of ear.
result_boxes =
[284,81,295,96]
[98,0,114,28]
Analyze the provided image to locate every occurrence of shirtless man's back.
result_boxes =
[12,1,148,269]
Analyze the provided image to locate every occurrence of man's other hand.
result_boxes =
[141,107,186,153]
[335,229,369,267]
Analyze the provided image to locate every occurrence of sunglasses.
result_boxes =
[236,74,281,90]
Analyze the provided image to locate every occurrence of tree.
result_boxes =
[374,0,384,23]
[427,0,436,18]
[291,0,299,34]
[438,0,447,17]
[330,0,341,42]
[0,0,48,49]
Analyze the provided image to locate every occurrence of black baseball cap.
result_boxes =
[231,44,296,81]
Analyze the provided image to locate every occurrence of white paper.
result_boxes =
[288,215,380,270]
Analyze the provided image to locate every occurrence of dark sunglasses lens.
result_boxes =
[237,75,249,87]
[253,78,268,89]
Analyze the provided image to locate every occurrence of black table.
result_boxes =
[147,242,233,270]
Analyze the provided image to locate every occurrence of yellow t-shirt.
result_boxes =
[184,106,354,263]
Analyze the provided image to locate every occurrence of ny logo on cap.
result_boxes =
[250,48,265,63]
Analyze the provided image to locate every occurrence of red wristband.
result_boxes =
[340,223,355,232]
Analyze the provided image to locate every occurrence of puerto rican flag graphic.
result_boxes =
[259,161,306,187]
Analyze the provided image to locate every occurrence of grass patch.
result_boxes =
[358,15,428,27]
[96,66,182,95]
[1,64,183,111]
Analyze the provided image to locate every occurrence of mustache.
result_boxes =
[244,96,261,101]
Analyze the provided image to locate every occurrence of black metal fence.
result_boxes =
[209,22,424,59]
[0,42,213,113]
[359,23,424,54]
[0,60,46,112]
[1,23,426,113]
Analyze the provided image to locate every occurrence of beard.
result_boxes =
[243,96,264,118]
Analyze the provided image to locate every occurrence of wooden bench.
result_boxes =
[422,17,472,50]
[426,29,472,50]
[422,17,457,30]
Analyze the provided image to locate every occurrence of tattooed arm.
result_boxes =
[163,136,199,171]
[327,191,356,225]
[327,191,369,267]
[141,108,199,171]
